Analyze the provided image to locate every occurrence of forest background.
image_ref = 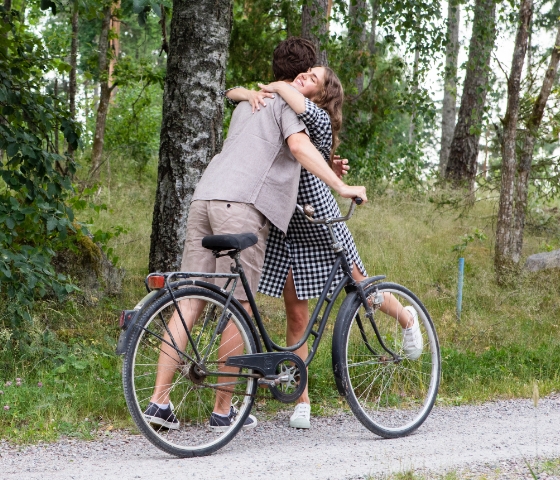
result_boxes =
[0,0,560,441]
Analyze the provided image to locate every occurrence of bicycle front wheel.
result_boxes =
[332,282,440,438]
[122,286,258,457]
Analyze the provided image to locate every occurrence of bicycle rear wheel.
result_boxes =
[122,286,257,457]
[332,282,440,438]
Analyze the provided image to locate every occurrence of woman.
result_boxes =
[223,66,422,429]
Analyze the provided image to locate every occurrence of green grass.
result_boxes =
[1,159,560,442]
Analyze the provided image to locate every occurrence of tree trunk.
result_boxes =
[511,24,560,263]
[108,0,121,101]
[494,0,532,283]
[67,1,78,158]
[368,0,378,54]
[148,0,233,273]
[84,78,89,120]
[408,48,420,143]
[439,0,460,176]
[349,0,368,94]
[445,0,497,190]
[301,0,329,65]
[89,5,113,182]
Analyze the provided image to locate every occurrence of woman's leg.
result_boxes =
[283,269,310,405]
[351,264,414,329]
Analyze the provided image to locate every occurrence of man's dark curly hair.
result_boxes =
[272,37,317,81]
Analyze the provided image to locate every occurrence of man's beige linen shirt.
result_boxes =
[192,95,307,234]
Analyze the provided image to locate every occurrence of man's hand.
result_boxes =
[332,155,349,179]
[287,132,367,204]
[336,185,367,203]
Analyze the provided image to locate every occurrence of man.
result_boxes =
[144,38,367,431]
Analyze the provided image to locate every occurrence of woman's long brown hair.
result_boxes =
[311,66,343,166]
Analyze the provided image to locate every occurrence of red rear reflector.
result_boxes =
[148,275,165,289]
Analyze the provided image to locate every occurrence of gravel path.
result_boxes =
[1,396,559,480]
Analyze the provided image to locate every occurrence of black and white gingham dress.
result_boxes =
[257,98,367,299]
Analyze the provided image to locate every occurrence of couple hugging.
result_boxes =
[144,37,422,432]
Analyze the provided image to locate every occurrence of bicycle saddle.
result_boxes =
[201,233,258,252]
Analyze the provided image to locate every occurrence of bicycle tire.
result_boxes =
[122,286,257,457]
[332,282,440,438]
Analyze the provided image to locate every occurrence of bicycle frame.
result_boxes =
[151,202,401,370]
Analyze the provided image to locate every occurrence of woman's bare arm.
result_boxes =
[224,87,274,113]
[258,82,306,114]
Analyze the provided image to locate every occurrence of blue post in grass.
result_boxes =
[457,257,464,322]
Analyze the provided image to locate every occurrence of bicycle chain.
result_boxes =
[179,363,304,400]
[179,361,262,398]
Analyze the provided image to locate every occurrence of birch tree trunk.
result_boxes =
[439,0,460,176]
[445,0,497,190]
[148,0,233,273]
[511,24,560,263]
[89,5,113,182]
[408,48,420,143]
[494,0,532,283]
[301,0,330,66]
[108,0,121,101]
[349,0,368,95]
[368,0,378,57]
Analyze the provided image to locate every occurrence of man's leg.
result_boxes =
[150,298,206,405]
[207,202,269,420]
[149,201,214,409]
[212,300,250,415]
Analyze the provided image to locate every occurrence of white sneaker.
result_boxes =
[402,306,423,360]
[289,403,311,429]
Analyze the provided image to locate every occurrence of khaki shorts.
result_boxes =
[181,200,270,301]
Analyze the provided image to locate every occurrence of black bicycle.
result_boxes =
[117,199,441,457]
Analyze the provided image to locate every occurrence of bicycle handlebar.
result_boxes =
[296,197,362,225]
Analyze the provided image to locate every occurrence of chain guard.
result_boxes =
[226,352,307,403]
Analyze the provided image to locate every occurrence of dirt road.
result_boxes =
[1,396,559,479]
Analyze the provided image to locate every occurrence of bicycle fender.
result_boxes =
[115,280,263,355]
[332,290,359,396]
[331,275,386,396]
[116,289,164,355]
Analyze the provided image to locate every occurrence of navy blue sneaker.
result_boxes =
[144,402,180,430]
[209,406,257,432]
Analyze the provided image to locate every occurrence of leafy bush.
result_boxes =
[0,8,81,332]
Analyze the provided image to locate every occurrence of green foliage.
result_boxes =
[451,228,488,254]
[333,52,430,187]
[228,0,300,85]
[225,0,442,187]
[105,85,161,176]
[0,311,127,441]
[0,8,84,331]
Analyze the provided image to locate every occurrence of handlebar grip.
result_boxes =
[354,197,363,205]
